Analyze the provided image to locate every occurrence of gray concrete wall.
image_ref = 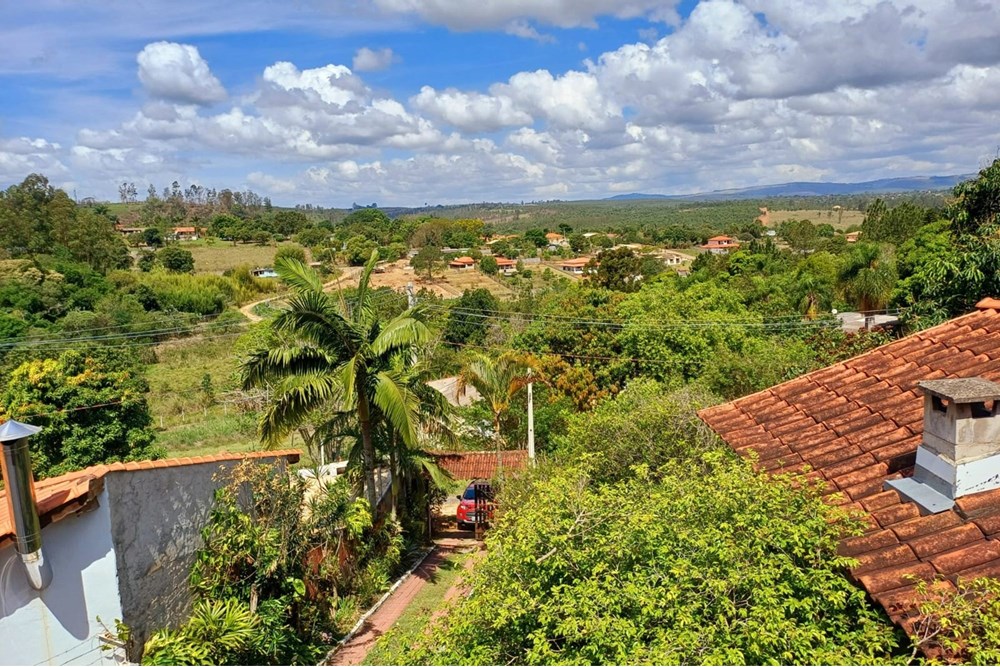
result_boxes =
[103,456,287,660]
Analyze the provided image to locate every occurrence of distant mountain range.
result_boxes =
[606,174,973,201]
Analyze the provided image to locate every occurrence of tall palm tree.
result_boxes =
[456,352,533,476]
[795,272,832,320]
[241,251,430,511]
[839,243,898,329]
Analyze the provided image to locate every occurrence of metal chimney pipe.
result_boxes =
[0,420,52,590]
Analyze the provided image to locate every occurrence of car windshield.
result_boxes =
[462,487,476,500]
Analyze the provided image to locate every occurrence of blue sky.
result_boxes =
[2,0,999,206]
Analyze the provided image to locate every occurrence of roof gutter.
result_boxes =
[0,420,52,590]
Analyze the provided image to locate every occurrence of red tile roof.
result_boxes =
[494,257,517,267]
[559,257,592,268]
[0,450,300,548]
[699,299,1000,646]
[432,450,528,480]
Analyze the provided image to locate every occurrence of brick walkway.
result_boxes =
[326,527,478,666]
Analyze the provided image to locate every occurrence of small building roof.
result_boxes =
[707,235,736,242]
[545,232,563,240]
[559,257,592,267]
[431,450,528,480]
[173,226,197,233]
[0,450,301,548]
[494,257,517,267]
[449,256,475,265]
[698,298,1000,655]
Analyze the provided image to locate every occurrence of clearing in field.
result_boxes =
[763,208,865,230]
[181,240,312,274]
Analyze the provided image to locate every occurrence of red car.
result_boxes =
[456,479,494,530]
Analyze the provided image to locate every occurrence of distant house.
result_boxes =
[449,256,476,270]
[545,232,568,250]
[251,266,279,278]
[494,257,518,276]
[700,235,741,255]
[0,426,300,666]
[845,231,863,243]
[660,250,688,266]
[171,226,198,241]
[115,224,145,237]
[559,257,594,275]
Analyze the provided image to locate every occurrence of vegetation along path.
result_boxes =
[327,528,480,666]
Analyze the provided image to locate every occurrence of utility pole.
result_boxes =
[527,379,535,464]
[405,282,416,309]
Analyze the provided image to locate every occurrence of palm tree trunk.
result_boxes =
[388,437,399,522]
[493,414,503,481]
[358,392,379,512]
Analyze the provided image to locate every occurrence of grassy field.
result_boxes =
[765,208,865,230]
[148,334,265,457]
[182,240,312,274]
[362,550,472,666]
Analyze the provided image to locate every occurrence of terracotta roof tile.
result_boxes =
[856,562,938,594]
[0,450,301,547]
[861,490,903,512]
[851,543,918,575]
[907,523,985,559]
[839,529,899,557]
[970,510,1000,537]
[929,540,1000,575]
[698,306,1000,656]
[954,487,1000,514]
[871,502,922,528]
[431,450,528,480]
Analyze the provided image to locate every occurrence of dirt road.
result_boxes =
[238,266,364,323]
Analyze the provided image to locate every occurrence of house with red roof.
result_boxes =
[558,257,594,274]
[448,256,476,270]
[700,235,741,254]
[494,257,518,276]
[0,428,299,666]
[171,226,199,241]
[699,298,1000,657]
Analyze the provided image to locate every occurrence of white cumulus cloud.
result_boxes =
[352,47,398,72]
[137,42,226,105]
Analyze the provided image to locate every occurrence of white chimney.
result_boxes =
[886,378,1000,514]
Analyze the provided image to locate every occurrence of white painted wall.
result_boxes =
[0,488,122,666]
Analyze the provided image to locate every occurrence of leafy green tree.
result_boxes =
[272,210,309,237]
[0,349,161,478]
[780,219,819,253]
[157,246,195,273]
[344,235,378,266]
[241,252,430,510]
[143,227,165,248]
[838,243,897,328]
[568,233,589,253]
[587,247,641,292]
[523,228,547,248]
[478,255,498,276]
[137,250,157,272]
[274,244,306,265]
[410,245,443,279]
[444,288,499,347]
[295,227,328,247]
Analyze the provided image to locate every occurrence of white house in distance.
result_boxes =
[660,250,688,266]
[559,257,594,275]
[0,418,300,666]
[494,257,517,276]
[700,235,741,255]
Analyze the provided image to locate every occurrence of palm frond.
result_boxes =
[276,257,325,293]
[371,371,420,449]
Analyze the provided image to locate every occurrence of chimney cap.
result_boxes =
[918,378,1000,404]
[0,420,41,443]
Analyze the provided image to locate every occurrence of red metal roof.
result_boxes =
[699,299,1000,647]
[0,450,300,548]
[432,450,528,480]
